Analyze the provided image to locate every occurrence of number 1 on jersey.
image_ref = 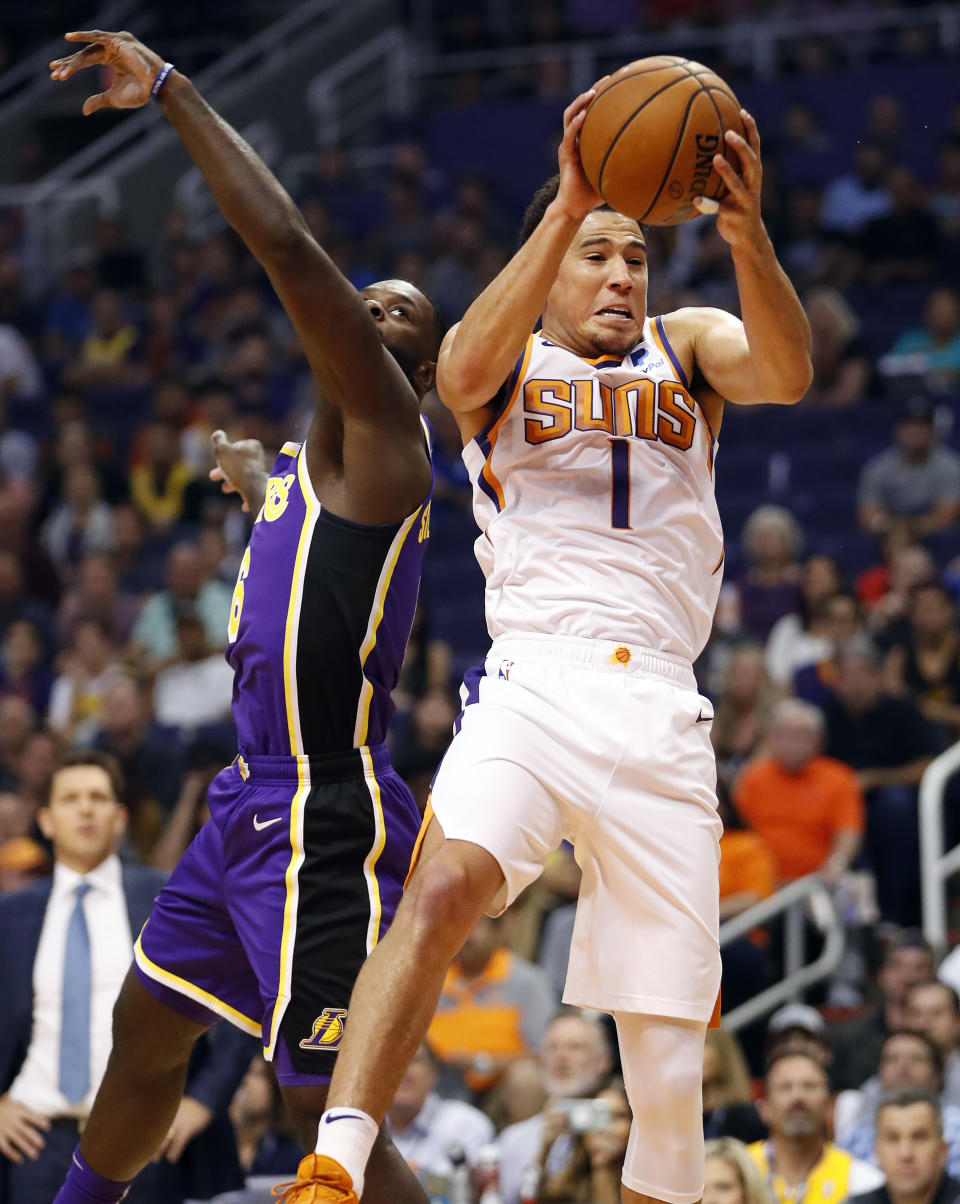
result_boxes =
[609,438,631,529]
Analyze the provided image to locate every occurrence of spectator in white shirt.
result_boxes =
[387,1042,495,1185]
[151,609,234,735]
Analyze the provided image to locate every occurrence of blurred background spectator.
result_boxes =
[5,1,960,1194]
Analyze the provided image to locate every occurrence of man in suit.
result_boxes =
[0,750,256,1203]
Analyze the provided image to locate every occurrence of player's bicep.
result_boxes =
[436,323,488,415]
[690,310,761,405]
[436,321,522,417]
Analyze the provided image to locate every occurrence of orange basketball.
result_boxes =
[579,56,745,226]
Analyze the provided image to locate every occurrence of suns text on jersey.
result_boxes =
[522,376,698,452]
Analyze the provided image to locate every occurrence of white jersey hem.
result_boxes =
[562,982,716,1021]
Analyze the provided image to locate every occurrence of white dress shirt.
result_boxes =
[9,855,132,1119]
[389,1092,495,1181]
[152,655,235,731]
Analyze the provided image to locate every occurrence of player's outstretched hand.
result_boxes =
[49,30,164,115]
[555,86,605,223]
[694,109,764,249]
[209,430,269,514]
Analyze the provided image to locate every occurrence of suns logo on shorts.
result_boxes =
[612,646,632,665]
[299,1008,348,1051]
[259,473,295,524]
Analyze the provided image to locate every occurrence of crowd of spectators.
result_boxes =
[0,1,959,1201]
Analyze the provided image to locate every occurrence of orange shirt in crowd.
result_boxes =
[719,829,778,903]
[734,755,865,881]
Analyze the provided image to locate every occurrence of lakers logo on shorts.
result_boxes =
[299,1008,348,1051]
[612,645,632,665]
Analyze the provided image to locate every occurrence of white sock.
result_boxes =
[314,1107,379,1196]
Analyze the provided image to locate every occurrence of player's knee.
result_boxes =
[616,1014,706,1202]
[406,852,486,950]
[111,979,202,1074]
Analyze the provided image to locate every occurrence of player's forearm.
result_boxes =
[731,227,812,404]
[439,199,581,411]
[158,72,312,269]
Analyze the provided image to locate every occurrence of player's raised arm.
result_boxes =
[50,32,418,435]
[674,111,812,406]
[436,89,602,417]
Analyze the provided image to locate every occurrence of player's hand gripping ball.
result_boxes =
[578,56,747,225]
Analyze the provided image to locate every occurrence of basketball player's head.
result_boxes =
[39,750,127,875]
[521,175,648,359]
[360,280,444,400]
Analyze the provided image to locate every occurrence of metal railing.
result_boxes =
[44,0,357,184]
[719,874,844,1031]
[920,740,960,958]
[0,0,398,287]
[306,27,414,148]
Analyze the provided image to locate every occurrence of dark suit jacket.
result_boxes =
[0,862,258,1199]
[848,1174,960,1204]
[829,1004,888,1091]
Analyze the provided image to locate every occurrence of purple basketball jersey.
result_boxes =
[226,436,432,756]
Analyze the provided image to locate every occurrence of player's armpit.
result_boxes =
[665,307,762,405]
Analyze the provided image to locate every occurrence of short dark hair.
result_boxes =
[764,1048,831,1091]
[876,1086,943,1134]
[422,291,446,357]
[911,581,956,610]
[907,980,960,1016]
[883,1029,944,1078]
[884,929,935,965]
[518,174,646,247]
[52,750,125,803]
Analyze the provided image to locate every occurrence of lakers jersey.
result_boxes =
[462,318,723,663]
[225,434,432,757]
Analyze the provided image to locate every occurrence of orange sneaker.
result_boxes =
[272,1154,359,1203]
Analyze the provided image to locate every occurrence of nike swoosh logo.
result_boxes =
[696,710,714,724]
[323,1113,368,1124]
[253,814,283,831]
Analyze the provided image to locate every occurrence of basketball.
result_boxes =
[579,56,746,226]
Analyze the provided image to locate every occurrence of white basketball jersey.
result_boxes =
[461,317,724,663]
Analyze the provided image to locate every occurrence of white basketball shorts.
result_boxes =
[429,634,722,1021]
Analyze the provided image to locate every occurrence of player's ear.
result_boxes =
[413,359,437,396]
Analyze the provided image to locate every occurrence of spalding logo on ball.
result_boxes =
[579,56,745,226]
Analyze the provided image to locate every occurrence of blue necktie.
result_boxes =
[59,881,92,1104]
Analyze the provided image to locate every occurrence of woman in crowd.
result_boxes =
[702,1029,767,1145]
[738,506,804,642]
[704,1137,773,1204]
[803,287,873,406]
[765,554,843,688]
